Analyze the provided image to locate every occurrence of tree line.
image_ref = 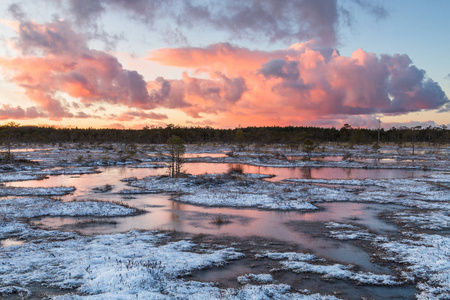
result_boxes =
[1,123,449,147]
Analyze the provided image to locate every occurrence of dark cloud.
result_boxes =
[16,19,86,55]
[67,0,165,25]
[353,0,389,20]
[216,73,248,103]
[60,0,388,47]
[260,59,300,81]
[67,0,106,24]
[382,54,449,114]
[8,3,27,21]
[177,0,341,46]
[149,77,172,105]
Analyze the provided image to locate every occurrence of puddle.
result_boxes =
[192,260,417,299]
[300,202,399,233]
[7,162,418,274]
[185,162,427,181]
[1,238,24,247]
[27,169,399,275]
[185,153,228,158]
[287,155,425,164]
[7,162,427,191]
[1,148,57,153]
[34,199,392,273]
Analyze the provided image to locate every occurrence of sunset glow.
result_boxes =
[0,1,448,129]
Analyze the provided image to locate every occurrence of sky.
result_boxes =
[0,0,449,130]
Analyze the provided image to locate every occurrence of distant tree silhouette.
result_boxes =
[1,122,20,163]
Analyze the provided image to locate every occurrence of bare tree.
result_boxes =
[167,135,185,178]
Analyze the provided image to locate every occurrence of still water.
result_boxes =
[6,161,421,273]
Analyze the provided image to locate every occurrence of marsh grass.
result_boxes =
[93,184,113,193]
[211,215,232,226]
[227,164,244,175]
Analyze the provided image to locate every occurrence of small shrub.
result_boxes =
[225,151,235,157]
[227,164,244,175]
[342,152,353,161]
[372,142,381,153]
[93,184,113,193]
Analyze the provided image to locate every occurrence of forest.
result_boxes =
[1,122,449,146]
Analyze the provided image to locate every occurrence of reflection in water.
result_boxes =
[287,155,427,164]
[8,162,418,273]
[34,195,398,273]
[148,153,228,159]
[8,162,427,191]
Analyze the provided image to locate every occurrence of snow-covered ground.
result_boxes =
[0,197,339,299]
[0,143,449,298]
[258,251,402,285]
[0,186,76,197]
[129,173,318,210]
[128,170,450,211]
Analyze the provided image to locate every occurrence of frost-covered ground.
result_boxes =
[0,195,338,299]
[0,143,449,298]
[128,173,318,210]
[128,170,450,211]
[322,221,450,299]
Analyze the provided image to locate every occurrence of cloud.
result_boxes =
[148,43,449,126]
[0,10,446,128]
[67,0,164,25]
[260,59,300,81]
[0,19,157,119]
[74,111,98,118]
[381,54,449,114]
[8,3,27,21]
[353,0,389,20]
[148,42,274,72]
[145,72,248,118]
[114,111,168,121]
[61,0,388,47]
[0,105,46,120]
[382,120,450,130]
[105,123,125,129]
[16,19,87,55]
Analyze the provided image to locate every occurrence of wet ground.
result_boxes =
[186,234,418,300]
[1,144,449,299]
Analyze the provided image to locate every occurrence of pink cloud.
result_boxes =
[0,19,156,119]
[0,19,447,128]
[146,43,448,127]
[0,104,45,120]
[113,111,168,121]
